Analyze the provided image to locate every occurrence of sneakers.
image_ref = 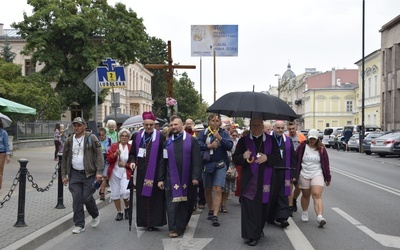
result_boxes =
[72,226,85,234]
[115,212,123,221]
[91,216,100,227]
[301,211,309,222]
[317,216,326,227]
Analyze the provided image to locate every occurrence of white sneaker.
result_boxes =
[72,226,85,234]
[317,216,326,227]
[301,211,309,222]
[91,216,100,228]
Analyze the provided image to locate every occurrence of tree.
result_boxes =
[0,59,61,121]
[0,37,16,62]
[12,0,149,120]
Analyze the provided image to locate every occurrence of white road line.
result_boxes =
[331,167,400,196]
[333,207,400,248]
[285,218,315,250]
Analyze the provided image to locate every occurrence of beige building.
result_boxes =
[380,15,400,131]
[354,50,381,128]
[0,24,153,125]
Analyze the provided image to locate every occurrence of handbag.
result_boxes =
[204,162,215,174]
[226,168,238,181]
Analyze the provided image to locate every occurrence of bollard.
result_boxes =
[14,158,28,227]
[55,153,65,209]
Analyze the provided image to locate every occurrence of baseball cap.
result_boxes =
[307,129,319,139]
[72,117,86,125]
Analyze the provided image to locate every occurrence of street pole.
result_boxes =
[360,0,365,153]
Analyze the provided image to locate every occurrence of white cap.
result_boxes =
[308,129,319,139]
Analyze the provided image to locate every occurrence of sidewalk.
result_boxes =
[0,146,111,250]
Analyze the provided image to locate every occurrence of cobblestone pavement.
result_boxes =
[0,146,109,250]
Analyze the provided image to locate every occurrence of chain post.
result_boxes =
[14,158,28,227]
[55,153,65,209]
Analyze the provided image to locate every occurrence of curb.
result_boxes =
[3,194,112,250]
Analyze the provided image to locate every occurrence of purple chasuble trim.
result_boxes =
[243,134,272,204]
[135,131,160,197]
[167,132,192,202]
[284,136,291,196]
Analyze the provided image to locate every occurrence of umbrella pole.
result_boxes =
[112,86,118,122]
[129,173,134,231]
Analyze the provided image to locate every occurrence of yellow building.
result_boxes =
[302,85,357,131]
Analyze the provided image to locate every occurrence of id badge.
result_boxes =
[138,148,146,158]
[163,149,168,159]
[280,149,283,159]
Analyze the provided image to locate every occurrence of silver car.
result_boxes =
[370,132,400,157]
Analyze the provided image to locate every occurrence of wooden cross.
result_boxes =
[145,40,196,100]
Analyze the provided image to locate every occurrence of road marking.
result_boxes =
[286,218,315,250]
[162,214,213,250]
[331,167,400,196]
[333,207,400,248]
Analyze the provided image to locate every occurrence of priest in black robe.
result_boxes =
[158,115,202,238]
[232,116,274,247]
[129,111,167,231]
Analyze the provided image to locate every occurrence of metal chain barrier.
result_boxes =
[0,170,21,209]
[26,164,59,192]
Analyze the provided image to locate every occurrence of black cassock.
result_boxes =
[158,134,202,235]
[129,132,167,228]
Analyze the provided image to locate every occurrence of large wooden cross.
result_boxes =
[145,40,196,100]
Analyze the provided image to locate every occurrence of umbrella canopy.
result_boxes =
[0,112,12,128]
[120,115,143,128]
[104,113,131,124]
[207,91,298,121]
[0,97,36,115]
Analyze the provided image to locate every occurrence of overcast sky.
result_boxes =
[1,0,399,104]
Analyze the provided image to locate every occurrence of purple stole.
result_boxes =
[243,134,272,203]
[283,135,291,197]
[135,130,160,197]
[167,132,192,202]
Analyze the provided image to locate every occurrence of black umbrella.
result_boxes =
[207,91,298,121]
[127,173,134,231]
[104,113,131,124]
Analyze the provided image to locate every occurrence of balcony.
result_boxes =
[127,90,152,100]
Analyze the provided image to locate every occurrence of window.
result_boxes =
[346,101,353,112]
[25,59,36,76]
[367,77,371,98]
[374,75,378,96]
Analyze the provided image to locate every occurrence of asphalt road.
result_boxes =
[36,149,400,250]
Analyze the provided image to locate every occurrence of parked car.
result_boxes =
[393,140,400,154]
[362,131,389,155]
[327,128,344,148]
[347,133,369,152]
[370,132,400,157]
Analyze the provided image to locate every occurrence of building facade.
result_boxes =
[380,15,400,131]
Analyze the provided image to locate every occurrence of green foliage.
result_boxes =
[12,0,148,120]
[0,60,61,121]
[0,37,16,62]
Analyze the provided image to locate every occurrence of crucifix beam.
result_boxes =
[145,41,196,99]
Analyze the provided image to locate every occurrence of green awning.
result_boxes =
[0,97,37,115]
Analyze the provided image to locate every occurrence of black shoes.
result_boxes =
[280,220,289,228]
[207,210,214,220]
[212,216,220,227]
[115,212,123,221]
[246,239,259,246]
[293,199,298,212]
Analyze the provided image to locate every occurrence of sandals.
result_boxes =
[212,216,220,227]
[221,206,228,213]
[99,191,105,201]
[169,231,179,238]
[207,210,214,220]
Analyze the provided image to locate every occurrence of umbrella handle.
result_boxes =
[246,156,254,163]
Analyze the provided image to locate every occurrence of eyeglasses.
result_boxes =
[99,134,106,137]
[143,123,155,127]
[120,135,130,138]
[232,134,238,137]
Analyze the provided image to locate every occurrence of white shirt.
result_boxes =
[72,134,85,170]
[300,144,322,179]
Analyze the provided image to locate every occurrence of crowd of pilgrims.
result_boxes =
[83,112,331,247]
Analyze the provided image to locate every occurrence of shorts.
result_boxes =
[203,165,226,189]
[298,174,325,189]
